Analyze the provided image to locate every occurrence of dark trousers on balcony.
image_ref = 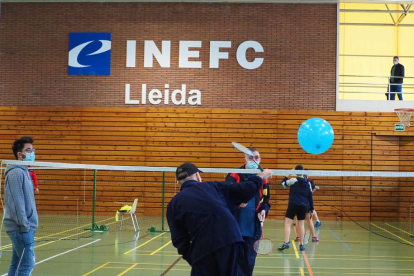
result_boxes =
[389,84,403,101]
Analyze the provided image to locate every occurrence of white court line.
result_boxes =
[0,239,101,276]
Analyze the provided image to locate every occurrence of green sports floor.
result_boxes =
[0,219,413,276]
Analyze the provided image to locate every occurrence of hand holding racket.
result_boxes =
[258,169,273,180]
[253,220,274,255]
[257,210,266,221]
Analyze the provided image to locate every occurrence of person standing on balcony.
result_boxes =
[388,56,405,101]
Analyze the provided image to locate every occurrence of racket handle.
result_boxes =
[257,164,264,172]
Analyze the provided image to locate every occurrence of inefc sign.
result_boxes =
[125,40,264,105]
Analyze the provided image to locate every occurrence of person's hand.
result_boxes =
[35,188,39,193]
[257,210,266,221]
[239,203,248,208]
[258,169,272,180]
[315,186,320,190]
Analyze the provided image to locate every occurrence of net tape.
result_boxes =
[2,160,414,178]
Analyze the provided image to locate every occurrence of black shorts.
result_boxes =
[285,204,308,220]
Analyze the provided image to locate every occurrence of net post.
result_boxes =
[149,171,169,233]
[85,169,107,231]
[92,169,97,229]
[410,205,414,238]
[162,171,165,232]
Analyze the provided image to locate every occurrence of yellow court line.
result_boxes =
[90,262,414,271]
[258,253,414,259]
[5,219,117,251]
[35,219,120,249]
[150,240,172,255]
[300,267,305,276]
[1,217,114,251]
[34,232,84,249]
[2,231,83,251]
[124,232,166,255]
[385,223,413,236]
[371,223,414,246]
[291,240,300,259]
[117,264,138,276]
[39,218,123,249]
[82,262,110,276]
[37,217,114,240]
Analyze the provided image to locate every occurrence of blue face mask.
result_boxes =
[23,152,35,162]
[246,161,259,170]
[394,61,398,65]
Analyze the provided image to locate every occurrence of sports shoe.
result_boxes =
[312,236,319,242]
[294,236,300,241]
[278,242,290,251]
[299,244,306,251]
[315,221,322,227]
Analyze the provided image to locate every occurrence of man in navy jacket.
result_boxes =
[167,162,273,276]
[225,147,271,276]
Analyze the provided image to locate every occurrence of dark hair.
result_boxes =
[295,164,303,170]
[248,147,258,153]
[394,56,399,60]
[12,136,34,159]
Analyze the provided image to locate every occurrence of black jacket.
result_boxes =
[390,63,405,84]
[225,168,271,240]
[281,176,314,211]
[167,176,262,265]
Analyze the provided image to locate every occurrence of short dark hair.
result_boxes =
[295,164,303,170]
[12,136,34,159]
[248,147,258,153]
[394,56,399,60]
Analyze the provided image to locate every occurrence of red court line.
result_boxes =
[302,251,314,276]
[160,256,183,276]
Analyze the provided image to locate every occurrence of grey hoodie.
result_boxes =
[3,165,38,232]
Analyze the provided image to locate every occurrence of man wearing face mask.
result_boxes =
[225,148,271,276]
[388,56,405,101]
[4,136,38,276]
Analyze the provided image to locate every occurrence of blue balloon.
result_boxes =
[297,118,334,155]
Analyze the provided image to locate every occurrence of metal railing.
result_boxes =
[339,75,414,100]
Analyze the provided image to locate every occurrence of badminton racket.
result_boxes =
[253,220,274,255]
[232,142,263,171]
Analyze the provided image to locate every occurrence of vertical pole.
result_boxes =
[91,169,97,229]
[411,205,414,237]
[370,133,374,222]
[162,171,165,232]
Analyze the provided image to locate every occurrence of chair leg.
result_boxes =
[130,213,137,232]
[120,214,124,230]
[134,214,140,231]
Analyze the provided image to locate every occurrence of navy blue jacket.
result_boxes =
[225,167,271,240]
[281,176,314,211]
[167,176,263,265]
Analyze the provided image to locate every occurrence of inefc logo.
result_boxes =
[125,40,264,105]
[68,33,111,75]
